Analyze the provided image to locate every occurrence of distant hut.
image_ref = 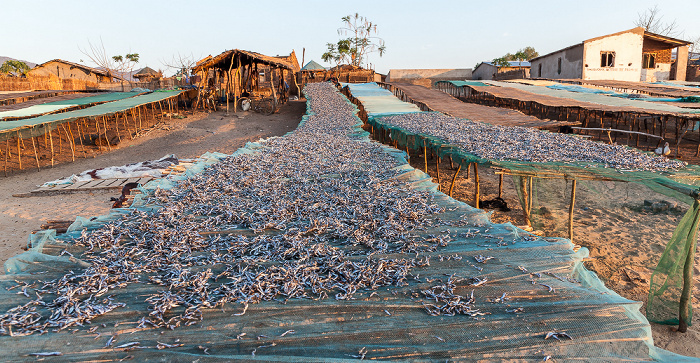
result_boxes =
[133,67,162,82]
[300,60,327,85]
[29,59,114,82]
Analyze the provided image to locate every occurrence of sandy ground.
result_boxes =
[1,96,698,358]
[0,100,305,269]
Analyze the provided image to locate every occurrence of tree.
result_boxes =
[513,50,528,69]
[492,56,511,70]
[324,13,386,68]
[79,38,139,82]
[634,5,680,37]
[112,53,140,82]
[503,47,539,61]
[0,60,30,76]
[162,52,198,77]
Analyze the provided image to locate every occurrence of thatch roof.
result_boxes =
[193,49,295,73]
[133,66,161,79]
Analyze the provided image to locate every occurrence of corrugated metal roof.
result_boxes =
[483,61,531,67]
[301,60,326,71]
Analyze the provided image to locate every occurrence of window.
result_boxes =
[538,63,542,77]
[557,57,562,75]
[601,51,615,67]
[642,53,656,69]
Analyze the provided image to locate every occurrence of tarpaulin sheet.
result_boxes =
[0,90,182,142]
[0,92,139,120]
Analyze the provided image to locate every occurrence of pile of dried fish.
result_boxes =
[378,112,686,171]
[1,83,469,336]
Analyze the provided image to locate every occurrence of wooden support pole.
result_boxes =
[449,164,461,197]
[76,120,86,157]
[498,173,504,199]
[61,124,75,161]
[16,131,22,170]
[473,162,480,209]
[4,138,9,176]
[94,119,102,154]
[101,116,111,152]
[519,176,531,228]
[31,136,40,171]
[568,179,577,243]
[48,126,54,167]
[423,139,428,173]
[435,155,441,192]
[528,176,533,216]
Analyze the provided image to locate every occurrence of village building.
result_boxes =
[133,67,162,82]
[386,69,472,87]
[529,27,691,82]
[471,62,529,81]
[28,59,114,83]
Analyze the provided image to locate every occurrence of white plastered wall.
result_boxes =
[582,32,643,81]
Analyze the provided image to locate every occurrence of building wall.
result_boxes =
[472,64,497,80]
[387,68,472,87]
[641,63,671,82]
[530,44,583,79]
[29,61,106,83]
[582,31,642,81]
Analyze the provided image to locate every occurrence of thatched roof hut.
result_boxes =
[133,67,162,81]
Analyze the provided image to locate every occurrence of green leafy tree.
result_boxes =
[513,50,528,69]
[324,13,386,68]
[492,56,511,70]
[0,60,30,76]
[520,46,539,60]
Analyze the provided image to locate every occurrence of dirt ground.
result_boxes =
[403,143,700,358]
[0,100,305,269]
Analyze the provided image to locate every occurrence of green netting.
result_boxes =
[0,83,696,361]
[0,92,139,120]
[486,80,700,114]
[0,90,182,142]
[647,200,699,326]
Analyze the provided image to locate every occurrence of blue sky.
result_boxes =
[2,0,699,75]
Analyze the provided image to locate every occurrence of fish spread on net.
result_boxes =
[0,83,481,337]
[379,112,686,171]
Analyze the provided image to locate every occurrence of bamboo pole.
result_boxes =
[31,136,40,171]
[449,164,461,197]
[568,179,577,243]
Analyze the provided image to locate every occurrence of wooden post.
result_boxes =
[61,124,75,161]
[449,164,461,197]
[498,173,504,199]
[48,126,54,167]
[435,155,441,192]
[16,131,22,170]
[568,179,577,243]
[423,139,428,173]
[31,136,40,171]
[528,176,533,216]
[137,106,143,129]
[101,117,111,152]
[76,120,86,157]
[473,163,480,208]
[519,176,531,228]
[4,138,9,176]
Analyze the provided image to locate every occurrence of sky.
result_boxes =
[2,0,700,75]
